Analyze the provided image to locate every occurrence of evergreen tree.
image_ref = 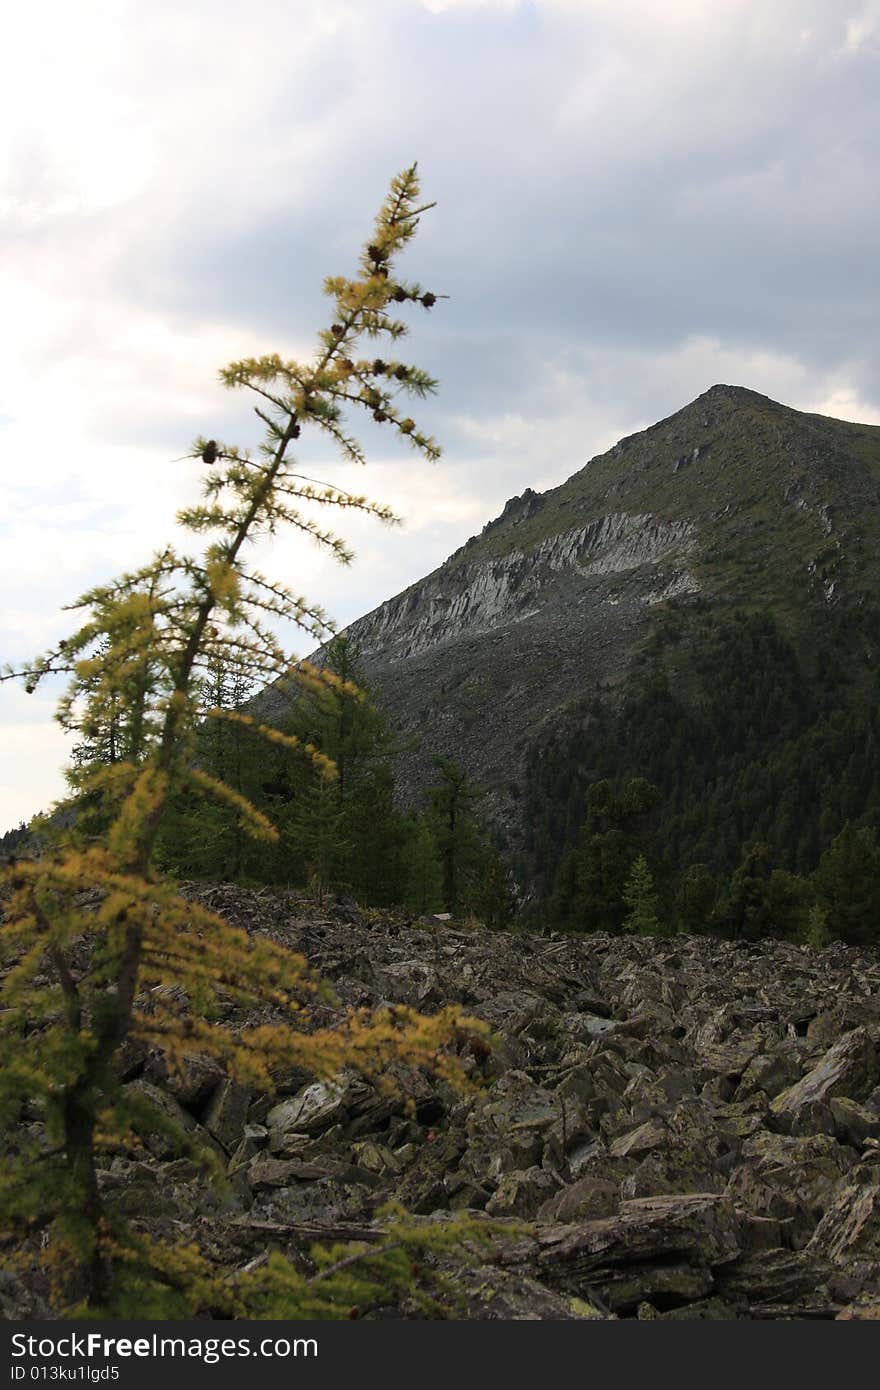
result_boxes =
[401,817,445,914]
[427,757,487,915]
[721,841,775,939]
[549,776,661,933]
[338,762,409,906]
[803,901,832,948]
[472,848,516,929]
[0,167,473,1313]
[288,770,346,905]
[675,862,719,935]
[812,823,880,945]
[283,639,408,902]
[155,609,413,903]
[766,867,812,941]
[622,854,662,936]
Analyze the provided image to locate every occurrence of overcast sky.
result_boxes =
[2,0,879,828]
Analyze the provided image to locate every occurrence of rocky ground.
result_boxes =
[7,886,880,1320]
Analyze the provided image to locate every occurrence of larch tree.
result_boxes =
[0,166,479,1314]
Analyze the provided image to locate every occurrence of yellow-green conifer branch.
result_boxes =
[0,166,483,1314]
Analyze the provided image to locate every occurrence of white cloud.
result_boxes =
[841,5,880,54]
[0,1,374,233]
[445,334,880,504]
[0,688,71,830]
[808,386,880,425]
[421,0,519,10]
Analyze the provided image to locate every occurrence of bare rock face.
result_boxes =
[334,513,698,669]
[9,883,880,1320]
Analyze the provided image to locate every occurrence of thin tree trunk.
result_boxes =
[61,1083,107,1307]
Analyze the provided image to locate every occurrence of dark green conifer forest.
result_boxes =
[521,603,880,942]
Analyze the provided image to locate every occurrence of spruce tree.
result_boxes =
[472,849,516,929]
[622,854,662,936]
[0,166,475,1313]
[722,841,775,940]
[427,757,487,915]
[289,771,347,905]
[803,901,832,948]
[812,823,880,945]
[279,637,407,902]
[675,862,718,935]
[401,817,445,915]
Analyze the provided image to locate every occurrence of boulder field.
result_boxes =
[8,885,880,1320]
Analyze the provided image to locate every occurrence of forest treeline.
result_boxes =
[57,605,880,947]
[542,771,880,946]
[9,607,880,946]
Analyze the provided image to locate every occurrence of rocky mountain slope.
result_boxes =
[8,887,880,1320]
[260,385,880,832]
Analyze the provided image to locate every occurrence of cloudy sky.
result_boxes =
[2,0,879,828]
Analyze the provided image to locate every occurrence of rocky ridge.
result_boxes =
[257,386,880,824]
[8,886,880,1320]
[323,511,698,665]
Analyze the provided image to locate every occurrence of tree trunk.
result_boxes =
[62,1082,108,1308]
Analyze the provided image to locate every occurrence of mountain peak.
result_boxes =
[701,382,763,399]
[261,389,880,827]
[683,382,786,416]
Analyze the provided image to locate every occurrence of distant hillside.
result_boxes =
[0,822,31,859]
[257,385,880,902]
